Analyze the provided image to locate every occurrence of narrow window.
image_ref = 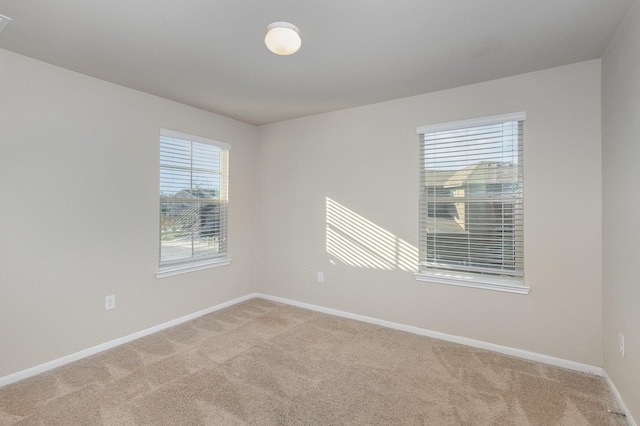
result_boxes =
[415,113,527,294]
[156,129,230,278]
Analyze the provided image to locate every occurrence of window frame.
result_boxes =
[414,112,529,294]
[155,128,231,279]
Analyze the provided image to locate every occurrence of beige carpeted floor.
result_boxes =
[0,298,627,425]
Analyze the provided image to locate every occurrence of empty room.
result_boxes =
[0,1,638,424]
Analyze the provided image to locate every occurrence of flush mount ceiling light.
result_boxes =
[0,14,12,33]
[265,21,301,56]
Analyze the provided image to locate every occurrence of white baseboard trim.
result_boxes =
[2,291,634,425]
[256,293,604,376]
[0,293,258,388]
[604,371,637,426]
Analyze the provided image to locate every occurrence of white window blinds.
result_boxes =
[159,129,229,268]
[417,113,525,288]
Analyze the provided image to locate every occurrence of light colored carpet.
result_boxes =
[0,298,627,425]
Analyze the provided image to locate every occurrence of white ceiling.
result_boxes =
[0,1,634,125]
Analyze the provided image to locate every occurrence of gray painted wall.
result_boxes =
[603,0,640,420]
[0,49,259,377]
[257,60,603,366]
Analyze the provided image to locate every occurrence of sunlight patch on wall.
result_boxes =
[326,198,418,271]
[396,238,418,272]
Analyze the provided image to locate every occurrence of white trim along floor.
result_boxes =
[0,293,635,425]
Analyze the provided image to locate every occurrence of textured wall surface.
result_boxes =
[0,49,259,377]
[257,60,603,366]
[602,0,640,421]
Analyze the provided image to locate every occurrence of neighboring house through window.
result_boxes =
[156,129,230,278]
[415,113,528,294]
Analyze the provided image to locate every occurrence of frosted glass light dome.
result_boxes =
[265,22,301,55]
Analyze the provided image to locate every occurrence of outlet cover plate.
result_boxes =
[105,295,116,310]
[618,333,625,357]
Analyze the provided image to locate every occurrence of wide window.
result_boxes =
[415,113,528,294]
[156,129,230,278]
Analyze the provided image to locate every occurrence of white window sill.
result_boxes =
[414,271,530,294]
[156,257,232,279]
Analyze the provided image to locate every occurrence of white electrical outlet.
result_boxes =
[105,295,116,310]
[317,272,324,283]
[619,333,625,357]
